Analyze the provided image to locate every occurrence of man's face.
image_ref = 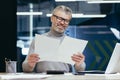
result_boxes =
[51,11,71,33]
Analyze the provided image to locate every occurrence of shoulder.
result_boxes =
[41,32,49,36]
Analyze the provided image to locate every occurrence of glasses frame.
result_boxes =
[53,14,70,25]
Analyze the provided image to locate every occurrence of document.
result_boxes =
[35,34,88,64]
[0,73,52,79]
[35,34,60,60]
[57,36,88,64]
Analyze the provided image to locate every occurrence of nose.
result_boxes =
[60,19,65,24]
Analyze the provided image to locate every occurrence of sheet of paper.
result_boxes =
[0,73,52,79]
[35,34,88,64]
[35,34,60,61]
[57,36,88,64]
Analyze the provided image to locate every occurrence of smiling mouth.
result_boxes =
[57,25,64,30]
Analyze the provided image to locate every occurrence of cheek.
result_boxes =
[52,20,58,26]
[53,23,58,27]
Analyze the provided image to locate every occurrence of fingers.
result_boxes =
[29,53,39,58]
[27,53,40,67]
[72,53,85,60]
[71,53,85,63]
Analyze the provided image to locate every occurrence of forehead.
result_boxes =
[54,10,72,20]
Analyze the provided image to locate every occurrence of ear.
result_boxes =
[51,16,54,22]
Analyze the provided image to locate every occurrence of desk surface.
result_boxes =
[44,73,120,80]
[0,73,120,80]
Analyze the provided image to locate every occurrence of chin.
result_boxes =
[58,30,65,33]
[55,28,64,33]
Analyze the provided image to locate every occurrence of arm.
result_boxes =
[74,61,86,71]
[22,39,39,72]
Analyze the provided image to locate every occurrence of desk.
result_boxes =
[0,73,120,80]
[43,73,120,80]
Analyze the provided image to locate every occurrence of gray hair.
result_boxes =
[52,5,72,17]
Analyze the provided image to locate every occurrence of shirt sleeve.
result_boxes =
[72,62,86,73]
[22,39,36,72]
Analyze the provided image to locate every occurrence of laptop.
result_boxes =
[75,43,120,75]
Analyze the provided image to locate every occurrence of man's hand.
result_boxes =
[71,52,85,66]
[27,53,40,68]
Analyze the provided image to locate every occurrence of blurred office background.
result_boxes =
[1,0,120,72]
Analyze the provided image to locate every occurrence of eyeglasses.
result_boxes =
[53,14,70,24]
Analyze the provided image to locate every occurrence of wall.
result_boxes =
[0,0,16,72]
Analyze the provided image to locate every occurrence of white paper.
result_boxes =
[57,36,88,64]
[35,34,88,64]
[35,34,60,61]
[0,73,52,79]
[110,27,120,40]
